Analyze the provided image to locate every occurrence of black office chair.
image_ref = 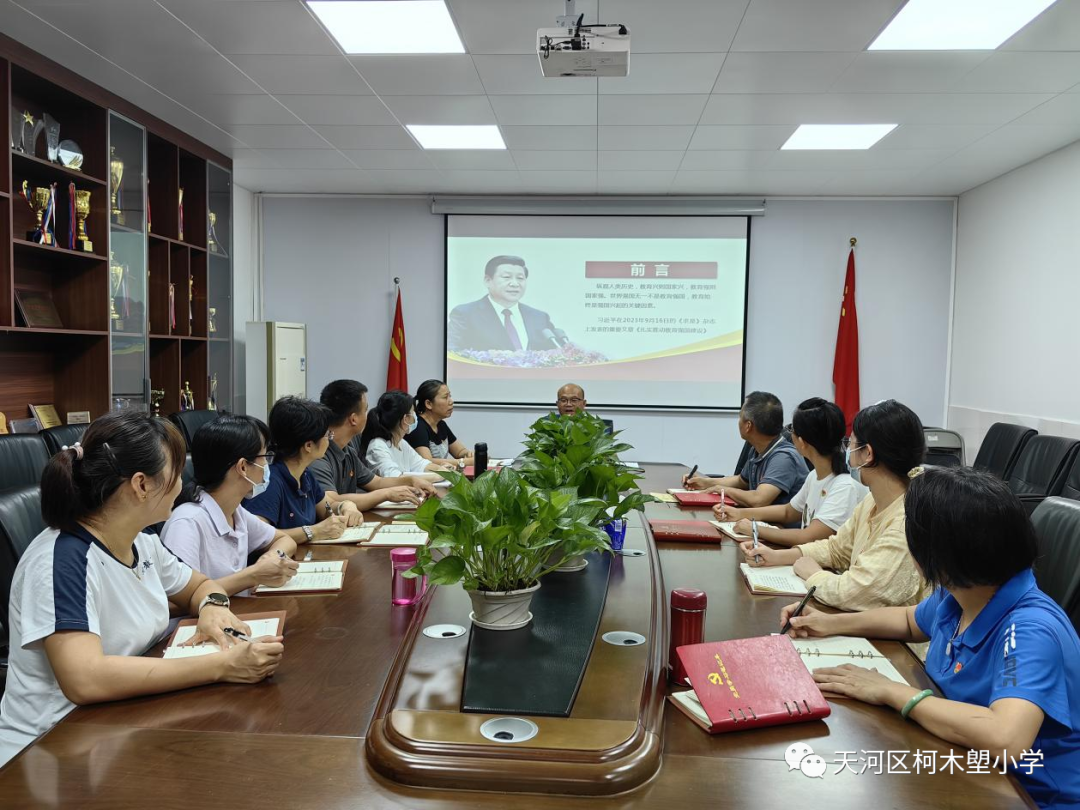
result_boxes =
[0,434,50,493]
[600,419,614,436]
[1058,452,1080,503]
[733,441,752,477]
[1031,497,1080,634]
[1006,436,1080,514]
[0,486,45,633]
[40,423,88,457]
[169,410,222,451]
[973,423,1036,480]
[923,428,964,468]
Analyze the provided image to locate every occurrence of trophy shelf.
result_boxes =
[11,150,108,187]
[4,326,109,337]
[150,231,207,252]
[0,190,9,199]
[13,238,108,262]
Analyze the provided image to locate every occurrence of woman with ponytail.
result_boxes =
[0,412,284,768]
[716,398,866,546]
[161,414,298,595]
[359,390,445,480]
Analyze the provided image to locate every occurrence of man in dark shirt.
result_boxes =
[310,379,437,511]
[685,391,806,508]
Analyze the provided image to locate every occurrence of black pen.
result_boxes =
[780,586,817,636]
[686,464,698,484]
[223,627,252,643]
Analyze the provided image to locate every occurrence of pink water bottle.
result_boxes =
[391,547,426,606]
[669,588,707,685]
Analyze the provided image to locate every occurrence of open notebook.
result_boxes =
[710,520,776,541]
[361,524,429,547]
[253,560,348,594]
[163,611,286,658]
[371,499,419,510]
[739,563,808,596]
[791,637,911,689]
[307,523,380,545]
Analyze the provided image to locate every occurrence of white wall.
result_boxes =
[259,196,954,468]
[949,140,1080,457]
[232,184,256,416]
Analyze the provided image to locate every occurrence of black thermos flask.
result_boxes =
[474,442,488,478]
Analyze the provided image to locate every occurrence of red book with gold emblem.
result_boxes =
[648,519,723,543]
[668,635,830,733]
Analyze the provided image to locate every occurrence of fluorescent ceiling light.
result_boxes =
[307,1,465,54]
[869,0,1058,50]
[781,124,898,150]
[407,125,506,150]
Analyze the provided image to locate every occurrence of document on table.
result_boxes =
[253,560,347,594]
[710,520,776,540]
[362,528,429,547]
[791,637,911,687]
[307,523,380,544]
[163,616,283,658]
[650,492,677,503]
[739,563,808,596]
[371,499,418,509]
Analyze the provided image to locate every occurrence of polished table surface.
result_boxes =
[0,464,1034,809]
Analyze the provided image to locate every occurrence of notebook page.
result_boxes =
[308,524,378,544]
[363,533,428,547]
[376,524,428,533]
[711,520,776,538]
[739,563,808,595]
[164,618,281,658]
[791,637,910,686]
[670,690,711,726]
[257,571,344,593]
[297,560,345,573]
[372,500,417,509]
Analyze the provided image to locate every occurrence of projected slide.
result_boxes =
[445,215,749,410]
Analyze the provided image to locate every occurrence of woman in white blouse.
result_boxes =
[360,390,445,481]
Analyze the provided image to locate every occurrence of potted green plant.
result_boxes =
[405,467,609,630]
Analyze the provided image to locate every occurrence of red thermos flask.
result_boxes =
[669,588,707,685]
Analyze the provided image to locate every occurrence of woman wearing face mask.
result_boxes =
[740,399,931,613]
[0,412,284,768]
[360,390,446,481]
[161,414,299,596]
[715,398,866,546]
[407,379,472,469]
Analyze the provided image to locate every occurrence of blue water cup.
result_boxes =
[604,518,627,551]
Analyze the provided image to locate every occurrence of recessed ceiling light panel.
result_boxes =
[781,124,898,150]
[869,0,1058,50]
[406,125,506,150]
[308,0,465,54]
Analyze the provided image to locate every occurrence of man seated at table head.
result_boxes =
[684,391,806,509]
[556,383,587,416]
[311,378,438,510]
[447,255,560,353]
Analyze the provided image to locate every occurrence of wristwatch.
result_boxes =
[198,592,230,614]
[302,525,314,542]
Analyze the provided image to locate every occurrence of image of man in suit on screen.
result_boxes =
[447,255,563,353]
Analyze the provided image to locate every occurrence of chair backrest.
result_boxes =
[40,423,88,457]
[600,419,614,436]
[1031,497,1080,633]
[0,485,45,632]
[973,423,1036,480]
[733,441,752,477]
[1007,436,1080,498]
[923,428,965,467]
[0,434,50,493]
[1060,452,1080,503]
[169,410,222,451]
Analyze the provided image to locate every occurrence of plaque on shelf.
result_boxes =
[42,113,61,162]
[0,412,7,435]
[10,108,25,151]
[29,403,62,430]
[14,288,64,329]
[66,411,91,425]
[58,139,84,171]
[9,418,41,434]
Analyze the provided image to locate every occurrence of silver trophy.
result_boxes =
[42,113,61,162]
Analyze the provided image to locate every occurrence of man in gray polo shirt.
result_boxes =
[310,379,437,512]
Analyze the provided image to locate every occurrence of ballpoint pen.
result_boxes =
[223,626,252,643]
[780,586,817,636]
[751,519,761,564]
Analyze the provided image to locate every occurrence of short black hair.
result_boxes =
[484,255,529,279]
[268,396,330,460]
[792,397,847,475]
[851,399,925,481]
[177,414,270,505]
[742,391,783,436]
[320,379,368,426]
[905,466,1038,589]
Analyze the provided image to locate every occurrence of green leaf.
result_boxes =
[428,555,467,585]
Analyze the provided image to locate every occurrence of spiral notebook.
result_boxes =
[307,523,380,544]
[711,520,776,540]
[162,611,286,658]
[252,560,347,594]
[791,637,910,688]
[739,563,808,596]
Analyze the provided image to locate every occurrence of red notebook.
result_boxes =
[672,491,735,507]
[648,519,723,543]
[668,635,831,733]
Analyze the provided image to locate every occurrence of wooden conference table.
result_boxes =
[0,464,1033,809]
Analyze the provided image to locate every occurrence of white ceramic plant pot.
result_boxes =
[555,554,588,572]
[467,582,541,630]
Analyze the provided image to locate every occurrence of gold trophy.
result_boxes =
[109,146,125,224]
[74,190,93,252]
[181,380,194,412]
[109,252,126,331]
[208,307,217,334]
[24,184,55,245]
[208,212,218,253]
[178,187,184,241]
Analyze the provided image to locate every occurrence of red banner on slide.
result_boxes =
[585,261,717,279]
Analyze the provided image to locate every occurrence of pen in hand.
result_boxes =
[686,464,698,486]
[780,586,817,636]
[224,626,252,643]
[751,519,761,564]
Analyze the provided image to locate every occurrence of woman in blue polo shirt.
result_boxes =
[780,467,1080,810]
[245,396,362,544]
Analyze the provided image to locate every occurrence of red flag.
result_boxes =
[833,248,860,434]
[386,288,408,392]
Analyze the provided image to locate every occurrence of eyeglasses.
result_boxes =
[558,397,583,405]
[253,452,275,466]
[841,437,864,452]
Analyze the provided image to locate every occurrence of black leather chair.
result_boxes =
[1058,452,1080,503]
[1031,497,1080,634]
[0,434,50,493]
[0,486,45,632]
[1006,436,1080,513]
[973,423,1036,480]
[733,441,752,477]
[169,410,222,451]
[40,423,88,457]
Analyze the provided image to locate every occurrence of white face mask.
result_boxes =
[846,445,868,484]
[405,413,419,434]
[244,460,271,498]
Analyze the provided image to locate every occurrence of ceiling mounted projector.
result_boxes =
[537,0,629,77]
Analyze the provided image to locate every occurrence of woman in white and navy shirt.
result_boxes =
[360,390,445,481]
[0,412,284,768]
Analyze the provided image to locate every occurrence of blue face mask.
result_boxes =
[406,414,419,434]
[245,461,271,498]
[846,446,867,484]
